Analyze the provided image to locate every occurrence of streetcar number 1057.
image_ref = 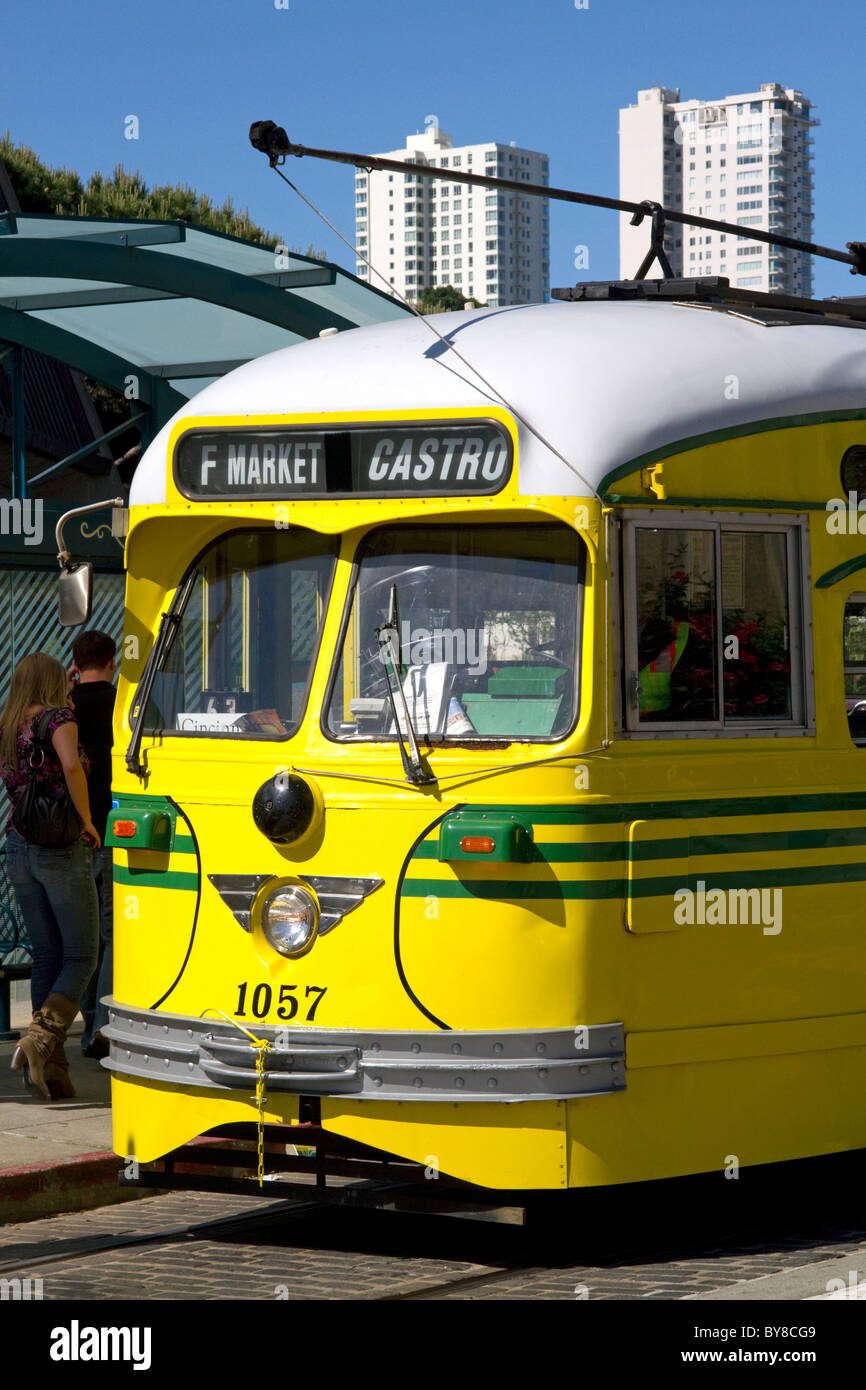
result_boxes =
[235,982,327,1021]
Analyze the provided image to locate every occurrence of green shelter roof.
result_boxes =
[0,212,410,428]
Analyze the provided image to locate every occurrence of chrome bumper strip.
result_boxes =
[103,1000,626,1102]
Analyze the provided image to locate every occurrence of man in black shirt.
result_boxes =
[70,630,117,1059]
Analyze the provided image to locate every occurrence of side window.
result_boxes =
[623,516,806,733]
[843,594,866,745]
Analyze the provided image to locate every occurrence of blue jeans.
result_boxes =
[80,849,114,1045]
[5,829,99,1011]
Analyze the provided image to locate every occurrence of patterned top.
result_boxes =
[0,708,90,830]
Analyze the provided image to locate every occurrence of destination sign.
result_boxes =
[174,423,512,500]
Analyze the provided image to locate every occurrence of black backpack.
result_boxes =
[11,709,82,848]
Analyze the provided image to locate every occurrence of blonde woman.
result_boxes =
[1,652,100,1100]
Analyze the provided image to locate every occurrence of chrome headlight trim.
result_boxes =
[260,883,319,958]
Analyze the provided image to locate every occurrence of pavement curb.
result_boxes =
[0,1150,151,1225]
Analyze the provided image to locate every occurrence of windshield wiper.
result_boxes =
[126,568,198,774]
[375,584,436,787]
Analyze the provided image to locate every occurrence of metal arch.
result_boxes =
[0,238,361,338]
[0,304,183,432]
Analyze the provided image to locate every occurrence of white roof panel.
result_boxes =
[130,299,866,505]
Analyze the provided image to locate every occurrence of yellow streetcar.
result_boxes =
[67,279,866,1201]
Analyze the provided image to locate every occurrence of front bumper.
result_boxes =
[103,1000,626,1103]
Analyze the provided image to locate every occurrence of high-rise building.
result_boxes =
[354,124,550,307]
[619,84,817,296]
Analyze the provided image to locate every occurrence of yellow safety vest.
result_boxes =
[639,621,689,714]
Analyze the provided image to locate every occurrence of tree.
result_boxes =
[414,284,483,314]
[0,134,325,256]
[0,136,327,464]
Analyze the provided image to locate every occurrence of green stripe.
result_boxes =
[629,862,866,896]
[457,791,866,825]
[597,407,866,496]
[114,865,199,891]
[421,825,866,865]
[815,554,866,589]
[402,877,624,900]
[172,835,195,855]
[605,494,828,511]
[402,857,866,902]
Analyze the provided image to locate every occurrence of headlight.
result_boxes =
[261,885,319,957]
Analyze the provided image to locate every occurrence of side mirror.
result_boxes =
[59,562,93,627]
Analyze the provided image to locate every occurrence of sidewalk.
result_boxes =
[0,987,140,1222]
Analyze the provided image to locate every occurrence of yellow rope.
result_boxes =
[201,1008,272,1188]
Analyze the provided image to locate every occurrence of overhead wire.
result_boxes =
[270,165,601,499]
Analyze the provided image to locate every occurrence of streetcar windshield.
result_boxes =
[325,522,584,743]
[141,528,337,739]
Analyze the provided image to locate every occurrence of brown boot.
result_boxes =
[45,1040,76,1101]
[11,994,79,1101]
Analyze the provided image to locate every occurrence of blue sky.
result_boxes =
[3,0,864,297]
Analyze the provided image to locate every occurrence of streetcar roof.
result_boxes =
[130,299,866,504]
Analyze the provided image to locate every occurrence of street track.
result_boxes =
[2,1148,866,1300]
